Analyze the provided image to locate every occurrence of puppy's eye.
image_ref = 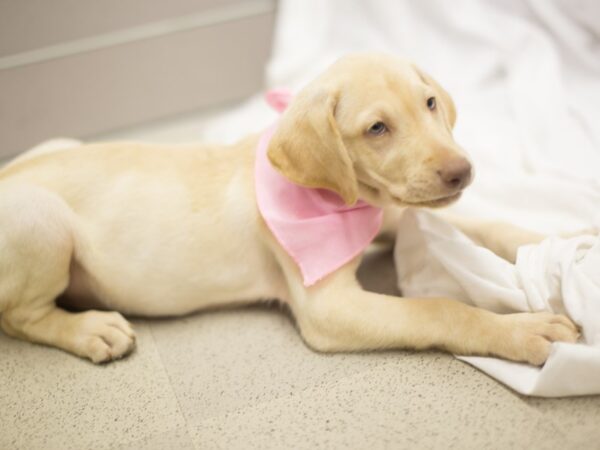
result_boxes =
[427,97,436,111]
[368,121,387,136]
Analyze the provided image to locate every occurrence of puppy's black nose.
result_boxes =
[437,158,472,190]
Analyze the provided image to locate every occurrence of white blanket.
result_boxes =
[395,210,600,397]
[200,0,600,396]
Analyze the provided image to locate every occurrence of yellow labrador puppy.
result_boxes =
[0,53,577,365]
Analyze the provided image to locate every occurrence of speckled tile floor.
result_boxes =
[1,109,599,450]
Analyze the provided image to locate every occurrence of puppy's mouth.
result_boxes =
[398,191,462,208]
[359,181,462,208]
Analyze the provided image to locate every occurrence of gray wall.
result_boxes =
[0,0,276,158]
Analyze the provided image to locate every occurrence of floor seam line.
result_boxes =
[147,322,198,450]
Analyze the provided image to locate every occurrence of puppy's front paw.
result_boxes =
[498,312,579,365]
[75,311,136,363]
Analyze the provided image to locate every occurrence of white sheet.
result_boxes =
[394,209,600,397]
[201,0,600,395]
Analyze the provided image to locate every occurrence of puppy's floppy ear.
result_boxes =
[267,85,358,205]
[413,65,457,129]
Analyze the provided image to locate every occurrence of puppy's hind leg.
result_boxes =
[0,184,135,363]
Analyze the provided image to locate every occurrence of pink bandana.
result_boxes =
[255,89,383,286]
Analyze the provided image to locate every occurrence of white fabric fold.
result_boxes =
[394,209,600,397]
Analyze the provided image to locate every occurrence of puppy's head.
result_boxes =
[268,53,472,207]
